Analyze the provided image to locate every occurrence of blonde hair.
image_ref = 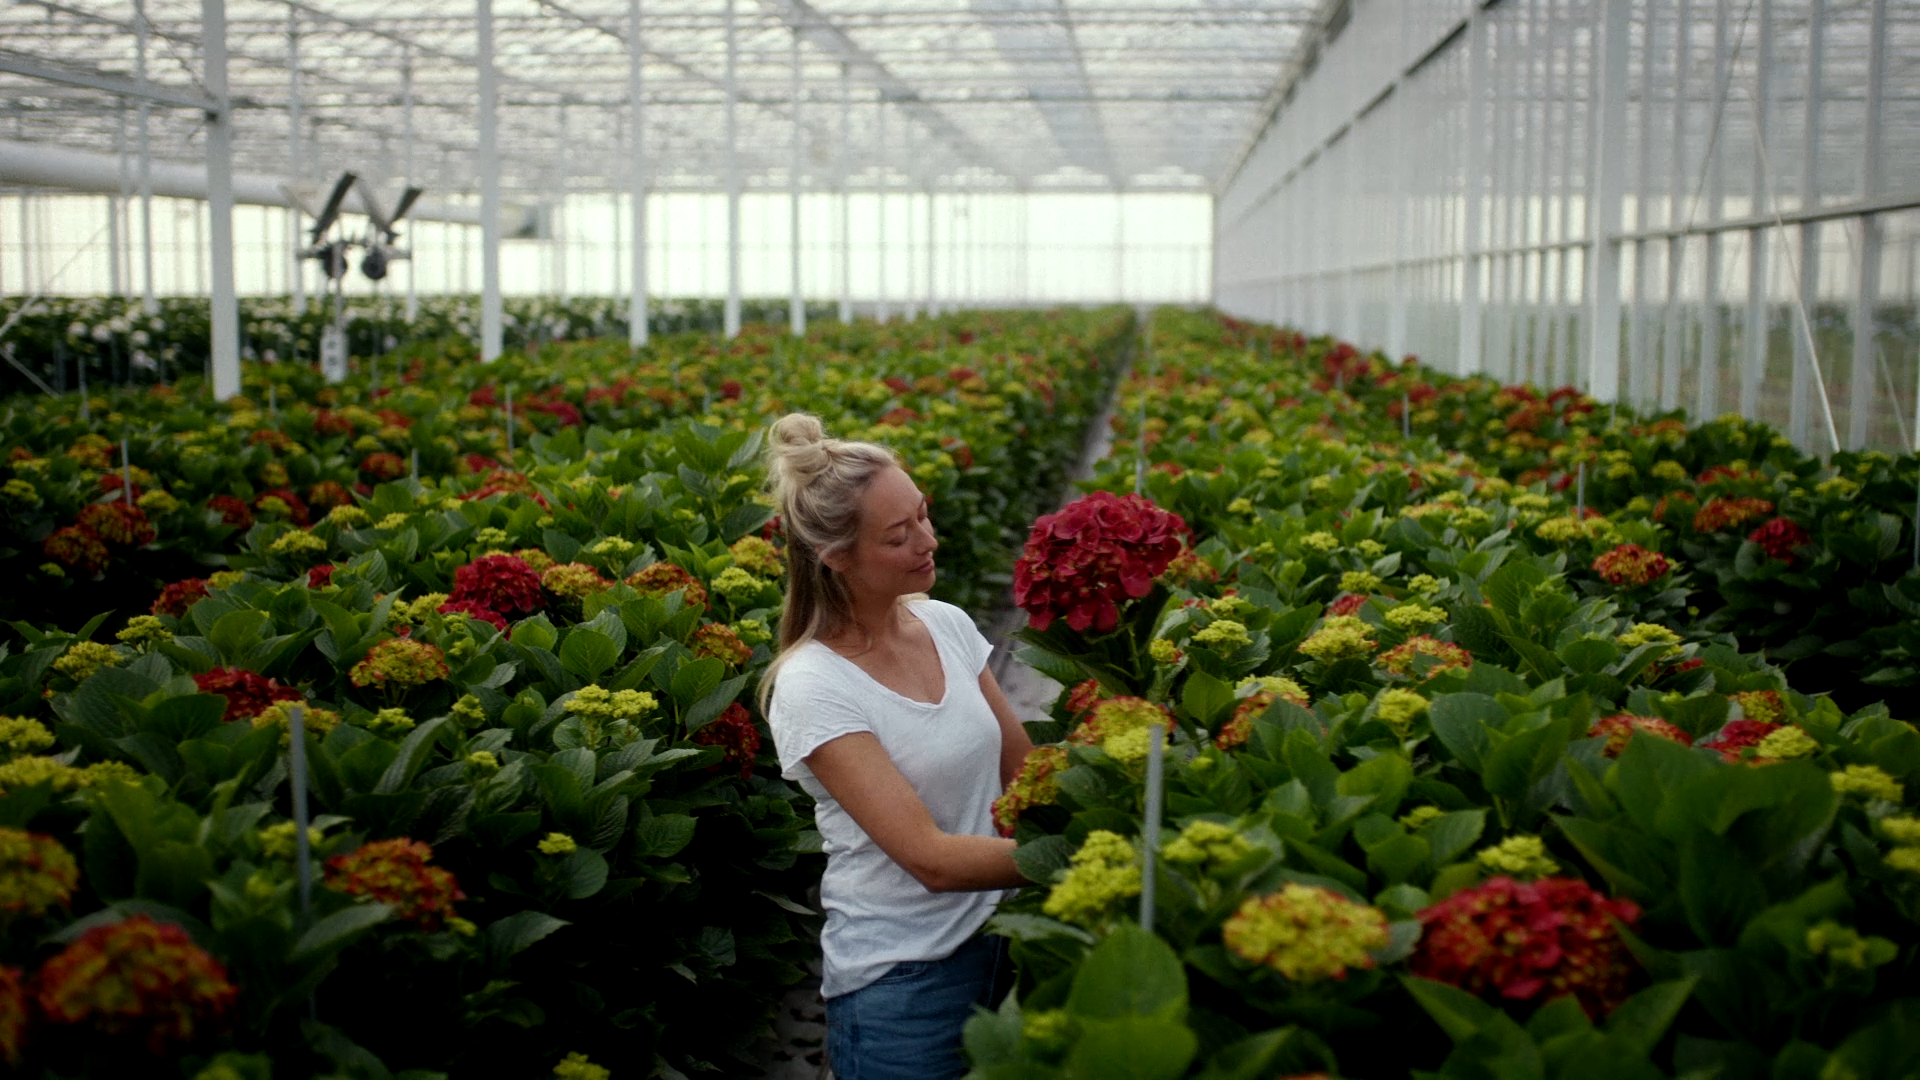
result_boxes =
[758,412,903,707]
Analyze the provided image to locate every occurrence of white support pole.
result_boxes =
[555,102,570,302]
[1458,10,1489,376]
[403,47,417,322]
[904,122,919,321]
[837,63,851,323]
[136,0,156,314]
[110,105,127,297]
[1387,83,1408,360]
[1788,0,1823,448]
[1741,0,1772,419]
[1660,0,1690,411]
[925,177,936,317]
[477,0,503,361]
[1627,2,1657,407]
[1585,0,1630,402]
[724,0,741,339]
[204,0,240,401]
[629,0,649,348]
[1698,0,1729,420]
[1850,0,1886,449]
[876,99,889,323]
[789,26,804,337]
[287,7,304,314]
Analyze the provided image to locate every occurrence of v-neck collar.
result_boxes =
[813,602,949,708]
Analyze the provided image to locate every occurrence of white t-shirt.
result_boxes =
[767,598,1006,999]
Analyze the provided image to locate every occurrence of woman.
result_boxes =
[761,412,1033,1080]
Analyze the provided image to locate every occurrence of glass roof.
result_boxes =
[0,0,1326,198]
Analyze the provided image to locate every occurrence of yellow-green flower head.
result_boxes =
[473,526,510,548]
[270,530,329,558]
[52,641,122,682]
[374,512,410,531]
[1041,830,1142,927]
[1161,819,1257,870]
[1476,834,1558,879]
[1300,531,1341,553]
[0,826,79,915]
[1,479,38,505]
[552,1052,610,1080]
[1510,492,1553,511]
[365,708,416,737]
[443,695,484,729]
[712,566,765,604]
[1149,637,1184,665]
[589,536,637,559]
[1385,603,1447,630]
[115,615,173,646]
[728,536,785,578]
[209,570,247,590]
[1237,674,1309,702]
[1227,497,1255,515]
[1399,805,1445,830]
[258,820,326,861]
[1805,921,1895,970]
[1020,1009,1075,1050]
[538,832,578,856]
[1193,620,1253,650]
[348,637,449,689]
[1616,622,1684,659]
[465,751,501,775]
[1407,574,1442,595]
[1832,765,1904,804]
[1755,726,1818,760]
[1207,594,1252,619]
[399,593,447,624]
[1374,688,1429,736]
[733,618,773,646]
[1355,539,1388,560]
[1222,883,1389,983]
[1877,817,1920,845]
[1535,516,1617,544]
[137,489,181,515]
[1300,616,1376,661]
[0,717,55,761]
[1886,848,1920,875]
[1651,461,1689,483]
[542,563,610,600]
[1339,570,1383,595]
[327,504,371,528]
[1816,476,1861,499]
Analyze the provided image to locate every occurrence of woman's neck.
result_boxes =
[825,591,910,653]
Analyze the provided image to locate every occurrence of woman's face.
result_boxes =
[828,465,938,599]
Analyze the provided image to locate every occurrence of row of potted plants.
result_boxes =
[0,308,1132,1077]
[974,309,1920,1080]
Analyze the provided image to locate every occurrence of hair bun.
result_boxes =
[766,412,832,487]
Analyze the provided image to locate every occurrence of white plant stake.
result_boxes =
[289,704,314,926]
[1139,722,1165,933]
[1401,393,1411,439]
[505,385,514,457]
[121,437,133,505]
[1576,460,1587,520]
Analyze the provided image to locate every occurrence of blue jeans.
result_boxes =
[826,935,1010,1080]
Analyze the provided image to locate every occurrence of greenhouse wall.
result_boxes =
[1216,0,1920,455]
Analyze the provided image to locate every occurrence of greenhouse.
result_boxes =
[0,1,1917,1078]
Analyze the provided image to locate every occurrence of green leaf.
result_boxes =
[556,848,609,899]
[374,717,451,794]
[1678,831,1767,946]
[558,630,620,679]
[1483,715,1571,800]
[207,609,271,664]
[1066,1017,1197,1080]
[634,814,697,859]
[485,910,570,967]
[1401,975,1500,1042]
[1016,646,1087,689]
[1418,810,1486,867]
[1428,694,1500,773]
[1195,1029,1317,1080]
[291,902,394,961]
[1065,922,1187,1022]
[1180,670,1234,727]
[1012,835,1074,883]
[144,694,228,742]
[1602,979,1696,1058]
[669,657,725,708]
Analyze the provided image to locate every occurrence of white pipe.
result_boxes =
[478,0,503,362]
[789,26,804,337]
[837,62,850,323]
[629,0,649,348]
[288,9,305,314]
[204,0,240,401]
[724,0,741,339]
[136,0,155,314]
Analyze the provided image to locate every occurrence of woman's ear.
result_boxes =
[819,543,851,576]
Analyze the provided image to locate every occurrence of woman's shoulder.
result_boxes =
[909,597,977,634]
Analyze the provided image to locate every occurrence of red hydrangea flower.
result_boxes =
[152,577,210,617]
[193,667,303,723]
[1591,544,1672,588]
[693,702,762,780]
[312,409,355,436]
[70,499,153,541]
[1379,636,1473,678]
[1588,713,1693,757]
[34,914,237,1053]
[307,564,336,589]
[0,966,22,1067]
[359,453,407,481]
[450,554,546,616]
[1411,876,1641,1019]
[305,480,354,510]
[1700,719,1781,762]
[1693,496,1773,534]
[625,562,709,608]
[1748,517,1810,565]
[255,488,310,526]
[437,599,509,633]
[42,526,110,575]
[1215,685,1311,750]
[461,469,550,508]
[204,494,252,528]
[325,838,464,930]
[1013,491,1190,633]
[1327,593,1368,617]
[691,623,752,667]
[720,380,744,401]
[1064,679,1107,718]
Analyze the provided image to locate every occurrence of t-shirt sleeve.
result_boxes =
[933,600,994,676]
[767,655,873,780]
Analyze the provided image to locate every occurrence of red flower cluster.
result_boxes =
[437,599,509,633]
[626,562,709,608]
[151,577,211,617]
[1379,636,1473,678]
[461,469,549,507]
[325,838,464,930]
[41,526,110,576]
[691,623,752,667]
[254,489,310,526]
[312,409,356,436]
[0,967,22,1066]
[1590,544,1672,588]
[1013,491,1190,633]
[193,667,303,723]
[1215,687,1310,750]
[1588,713,1693,757]
[693,703,762,780]
[1326,593,1368,617]
[1748,517,1811,565]
[1063,679,1108,719]
[1410,877,1641,1019]
[206,494,253,528]
[307,563,336,589]
[306,480,354,510]
[34,915,237,1054]
[1700,719,1781,762]
[80,501,150,546]
[1693,496,1773,534]
[359,452,407,481]
[449,554,545,618]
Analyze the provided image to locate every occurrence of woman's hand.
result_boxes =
[805,732,1028,893]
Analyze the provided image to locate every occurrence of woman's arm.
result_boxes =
[805,732,1029,893]
[978,667,1036,788]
